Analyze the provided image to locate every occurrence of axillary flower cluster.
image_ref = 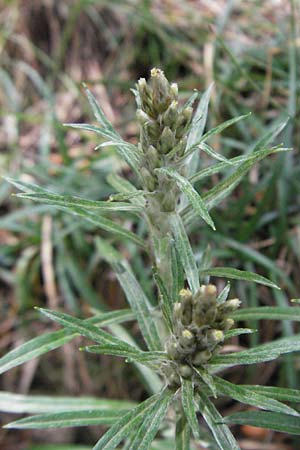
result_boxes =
[164,285,241,387]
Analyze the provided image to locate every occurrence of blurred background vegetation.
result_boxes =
[0,0,299,449]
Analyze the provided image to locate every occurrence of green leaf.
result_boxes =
[107,173,145,207]
[36,308,139,353]
[199,267,279,290]
[210,334,300,369]
[28,446,90,450]
[170,214,199,294]
[202,146,291,210]
[63,122,141,174]
[0,309,134,375]
[213,377,299,416]
[82,83,117,134]
[232,306,300,322]
[128,389,173,450]
[93,393,161,450]
[156,168,215,230]
[95,238,161,351]
[152,269,173,331]
[16,192,142,213]
[181,378,200,439]
[222,411,300,435]
[250,115,289,152]
[198,142,233,165]
[182,113,251,161]
[181,84,213,175]
[189,146,289,184]
[224,328,256,339]
[193,367,217,398]
[4,409,126,429]
[243,386,300,403]
[82,345,166,367]
[0,391,136,414]
[175,415,191,450]
[197,391,240,450]
[6,177,144,247]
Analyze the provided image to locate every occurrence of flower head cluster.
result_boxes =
[135,68,192,212]
[163,285,240,386]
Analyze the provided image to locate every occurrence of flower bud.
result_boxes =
[166,340,181,360]
[136,109,152,125]
[173,302,182,320]
[162,100,178,128]
[170,83,178,100]
[220,318,235,330]
[179,364,193,378]
[179,329,195,348]
[207,329,224,345]
[179,289,193,325]
[140,167,157,191]
[192,349,212,366]
[161,191,176,212]
[219,298,241,315]
[151,68,172,113]
[146,145,160,169]
[159,127,175,154]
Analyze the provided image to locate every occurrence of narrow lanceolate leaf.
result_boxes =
[107,173,145,207]
[4,409,126,429]
[199,267,279,290]
[95,238,161,351]
[0,309,134,375]
[63,123,141,174]
[114,262,161,351]
[59,206,145,248]
[178,84,213,175]
[82,83,117,134]
[181,113,251,161]
[222,411,300,435]
[16,193,142,213]
[210,334,300,369]
[156,168,215,230]
[213,377,299,416]
[181,378,200,439]
[82,345,166,367]
[175,415,191,450]
[93,393,161,450]
[36,308,139,353]
[250,115,289,152]
[242,386,300,403]
[152,269,173,331]
[232,306,300,322]
[197,391,240,450]
[0,391,136,414]
[202,146,291,210]
[189,147,290,184]
[224,328,256,339]
[198,142,233,165]
[128,389,173,450]
[170,214,200,294]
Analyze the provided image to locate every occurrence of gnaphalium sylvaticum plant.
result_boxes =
[2,68,300,449]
